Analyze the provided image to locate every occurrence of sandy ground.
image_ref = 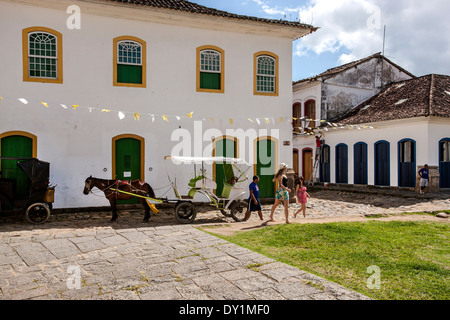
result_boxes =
[203,212,449,237]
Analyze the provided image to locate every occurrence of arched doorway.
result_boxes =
[213,136,238,197]
[398,139,416,187]
[440,138,450,188]
[254,137,278,198]
[375,141,390,186]
[354,142,368,185]
[335,144,348,184]
[302,148,313,181]
[112,134,145,204]
[0,131,37,199]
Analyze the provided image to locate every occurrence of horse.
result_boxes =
[83,176,156,222]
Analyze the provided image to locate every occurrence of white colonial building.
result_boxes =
[293,70,450,191]
[291,53,414,180]
[0,0,316,209]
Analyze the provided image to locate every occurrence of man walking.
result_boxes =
[418,164,431,194]
[243,176,263,222]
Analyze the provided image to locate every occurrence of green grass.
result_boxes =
[214,221,449,300]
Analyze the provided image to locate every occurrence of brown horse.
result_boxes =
[83,176,156,222]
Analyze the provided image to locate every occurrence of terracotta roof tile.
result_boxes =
[106,0,316,30]
[338,74,450,124]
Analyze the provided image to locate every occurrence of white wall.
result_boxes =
[0,1,296,208]
[307,118,449,186]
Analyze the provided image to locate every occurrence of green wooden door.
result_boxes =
[256,139,275,198]
[215,138,236,197]
[1,135,33,199]
[115,138,141,204]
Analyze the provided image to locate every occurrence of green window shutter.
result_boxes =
[200,72,221,90]
[117,64,142,84]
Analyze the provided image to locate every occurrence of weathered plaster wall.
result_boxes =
[322,57,413,121]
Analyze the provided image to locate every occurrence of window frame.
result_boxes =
[113,36,146,88]
[254,51,279,96]
[22,27,63,84]
[196,45,225,93]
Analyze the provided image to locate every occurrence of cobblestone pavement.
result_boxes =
[0,189,448,300]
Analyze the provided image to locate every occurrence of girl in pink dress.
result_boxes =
[294,176,311,218]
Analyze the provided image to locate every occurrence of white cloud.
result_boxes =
[250,0,301,18]
[293,0,450,77]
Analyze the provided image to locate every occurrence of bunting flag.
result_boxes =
[0,95,377,132]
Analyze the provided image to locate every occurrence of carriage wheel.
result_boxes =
[230,200,248,222]
[174,202,197,224]
[220,209,232,217]
[25,203,51,224]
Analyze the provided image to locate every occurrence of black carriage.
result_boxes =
[0,157,55,224]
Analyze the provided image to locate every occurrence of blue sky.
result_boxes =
[194,0,450,81]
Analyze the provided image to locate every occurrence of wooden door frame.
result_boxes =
[112,134,145,180]
[302,148,313,180]
[0,131,37,175]
[212,135,239,194]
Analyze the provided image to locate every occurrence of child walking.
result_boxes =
[294,176,310,218]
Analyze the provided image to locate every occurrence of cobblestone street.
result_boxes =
[0,189,448,300]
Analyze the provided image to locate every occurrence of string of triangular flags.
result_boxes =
[0,95,375,132]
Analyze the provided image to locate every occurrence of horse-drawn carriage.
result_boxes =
[163,156,251,224]
[84,155,251,224]
[0,157,55,224]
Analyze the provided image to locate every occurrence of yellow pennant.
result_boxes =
[134,113,140,121]
[229,118,233,125]
[72,104,79,110]
[264,118,270,124]
[248,118,254,123]
[210,118,215,123]
[187,112,194,118]
[280,117,284,122]
[162,115,168,122]
[101,109,111,112]
[41,102,48,107]
[0,97,4,100]
[292,117,297,121]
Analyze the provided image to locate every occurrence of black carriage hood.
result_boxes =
[17,158,50,183]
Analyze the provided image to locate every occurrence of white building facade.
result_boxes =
[0,0,316,209]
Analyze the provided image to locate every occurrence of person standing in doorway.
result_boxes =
[243,176,263,222]
[294,176,310,218]
[269,164,291,224]
[418,164,431,194]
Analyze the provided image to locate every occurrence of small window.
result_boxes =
[254,52,278,96]
[197,46,224,93]
[23,27,63,83]
[113,36,146,87]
